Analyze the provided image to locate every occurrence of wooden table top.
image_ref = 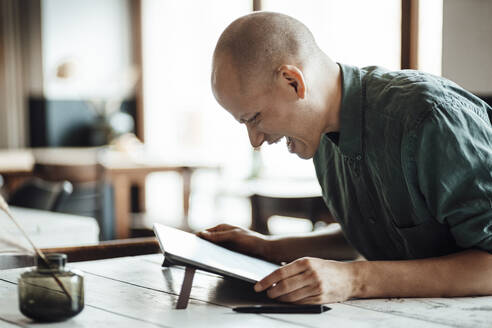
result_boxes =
[0,147,219,172]
[1,254,491,327]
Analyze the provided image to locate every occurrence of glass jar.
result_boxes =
[18,253,84,322]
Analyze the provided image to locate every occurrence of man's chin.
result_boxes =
[289,143,315,159]
[295,150,314,160]
[288,139,314,159]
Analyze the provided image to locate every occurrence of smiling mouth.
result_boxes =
[266,136,295,152]
[267,137,284,145]
[286,136,295,152]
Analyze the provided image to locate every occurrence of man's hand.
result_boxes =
[197,224,271,260]
[254,257,356,304]
[253,250,492,304]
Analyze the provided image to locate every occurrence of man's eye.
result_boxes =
[249,113,260,124]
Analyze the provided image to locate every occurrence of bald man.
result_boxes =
[199,12,492,304]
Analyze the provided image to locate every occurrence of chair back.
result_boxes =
[8,178,73,212]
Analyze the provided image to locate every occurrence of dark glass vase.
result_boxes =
[88,115,112,146]
[18,253,84,322]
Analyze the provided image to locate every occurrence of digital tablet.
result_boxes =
[153,223,280,283]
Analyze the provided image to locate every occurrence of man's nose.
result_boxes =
[246,125,265,148]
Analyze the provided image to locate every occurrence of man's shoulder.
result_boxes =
[362,66,446,106]
[362,66,488,109]
[361,66,490,131]
[360,67,439,132]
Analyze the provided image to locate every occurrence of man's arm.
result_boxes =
[198,223,358,263]
[255,249,492,304]
[353,249,492,298]
[266,224,359,263]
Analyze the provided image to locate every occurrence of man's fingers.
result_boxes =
[255,258,309,292]
[204,224,235,233]
[197,224,236,239]
[198,229,236,243]
[265,271,311,299]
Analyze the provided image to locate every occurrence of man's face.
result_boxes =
[212,57,323,160]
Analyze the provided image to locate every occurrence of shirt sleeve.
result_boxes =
[415,100,492,253]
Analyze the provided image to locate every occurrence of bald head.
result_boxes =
[210,12,342,159]
[212,11,322,93]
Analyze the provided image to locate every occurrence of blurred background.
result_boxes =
[0,0,491,251]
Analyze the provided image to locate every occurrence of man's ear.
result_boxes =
[277,65,306,99]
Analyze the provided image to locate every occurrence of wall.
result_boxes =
[27,0,137,148]
[442,0,492,95]
[42,0,133,99]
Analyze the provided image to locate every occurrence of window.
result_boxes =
[418,0,443,76]
[142,1,406,230]
[142,0,252,228]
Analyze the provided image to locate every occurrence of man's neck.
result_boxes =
[318,59,342,135]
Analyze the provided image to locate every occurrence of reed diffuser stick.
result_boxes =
[0,195,72,300]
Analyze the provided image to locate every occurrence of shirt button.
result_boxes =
[356,154,362,161]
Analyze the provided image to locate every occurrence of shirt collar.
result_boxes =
[337,63,364,160]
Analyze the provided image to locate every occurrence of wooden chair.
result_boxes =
[7,177,73,212]
[250,193,334,235]
[33,161,111,239]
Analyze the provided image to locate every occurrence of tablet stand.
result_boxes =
[176,267,196,309]
[163,258,196,309]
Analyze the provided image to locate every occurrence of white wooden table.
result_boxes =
[0,254,491,327]
[1,207,99,251]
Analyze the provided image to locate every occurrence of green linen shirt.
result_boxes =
[313,64,492,261]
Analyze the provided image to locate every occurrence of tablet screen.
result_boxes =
[153,223,280,283]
